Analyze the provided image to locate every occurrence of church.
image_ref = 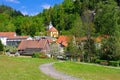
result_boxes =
[47,22,59,38]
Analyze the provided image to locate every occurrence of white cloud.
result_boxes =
[6,0,20,4]
[21,11,39,16]
[21,11,28,16]
[30,12,39,16]
[42,4,51,9]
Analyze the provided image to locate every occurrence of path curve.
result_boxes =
[40,62,82,80]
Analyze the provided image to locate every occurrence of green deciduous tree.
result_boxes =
[71,13,85,37]
[66,36,81,61]
[0,40,4,52]
[96,0,120,61]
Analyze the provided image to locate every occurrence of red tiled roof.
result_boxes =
[95,36,102,42]
[9,36,29,39]
[18,39,48,50]
[46,38,53,43]
[77,35,109,42]
[0,32,16,38]
[56,35,69,46]
[95,35,109,42]
[49,27,58,32]
[61,41,68,47]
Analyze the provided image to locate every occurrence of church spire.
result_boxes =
[49,21,53,30]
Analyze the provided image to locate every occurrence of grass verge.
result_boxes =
[54,61,120,80]
[0,55,56,80]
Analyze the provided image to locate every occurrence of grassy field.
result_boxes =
[0,55,55,80]
[54,61,120,80]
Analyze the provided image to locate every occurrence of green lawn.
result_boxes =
[0,55,56,80]
[54,61,120,80]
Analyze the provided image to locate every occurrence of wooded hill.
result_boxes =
[0,0,120,37]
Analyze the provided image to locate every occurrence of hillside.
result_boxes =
[0,0,120,37]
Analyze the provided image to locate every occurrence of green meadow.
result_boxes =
[0,56,55,80]
[54,61,120,80]
[1,55,120,80]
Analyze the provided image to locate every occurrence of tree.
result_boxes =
[71,13,85,37]
[81,10,96,62]
[94,0,118,35]
[95,0,120,61]
[73,0,82,15]
[63,0,74,14]
[66,36,81,61]
[49,43,63,58]
[0,40,4,52]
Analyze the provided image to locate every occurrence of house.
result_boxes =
[56,35,70,54]
[95,35,109,49]
[7,36,32,47]
[0,32,32,47]
[56,35,69,47]
[17,39,50,56]
[0,32,16,45]
[34,36,53,43]
[47,22,59,38]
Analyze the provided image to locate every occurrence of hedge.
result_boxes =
[95,59,107,63]
[95,59,108,65]
[109,61,119,67]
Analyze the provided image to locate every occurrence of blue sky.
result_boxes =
[0,0,64,16]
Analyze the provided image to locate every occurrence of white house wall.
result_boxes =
[0,37,7,45]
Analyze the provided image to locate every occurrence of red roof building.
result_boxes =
[95,35,109,43]
[47,22,59,38]
[18,39,50,55]
[56,35,69,47]
[0,32,32,46]
[0,32,16,38]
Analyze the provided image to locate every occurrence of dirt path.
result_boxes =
[40,62,82,80]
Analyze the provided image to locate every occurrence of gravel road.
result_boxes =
[40,62,82,80]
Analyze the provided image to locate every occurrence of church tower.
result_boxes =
[47,21,59,38]
[48,21,53,30]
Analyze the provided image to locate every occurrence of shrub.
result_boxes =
[32,52,40,58]
[4,46,17,54]
[0,51,4,55]
[95,59,107,64]
[119,60,120,65]
[39,53,48,58]
[95,59,108,65]
[109,61,119,67]
[32,52,48,58]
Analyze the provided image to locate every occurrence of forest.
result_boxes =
[0,0,120,62]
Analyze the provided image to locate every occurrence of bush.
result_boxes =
[119,60,120,65]
[39,53,48,58]
[95,59,107,64]
[0,51,4,55]
[32,52,40,58]
[4,46,17,54]
[109,61,119,67]
[95,59,108,65]
[32,52,47,58]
